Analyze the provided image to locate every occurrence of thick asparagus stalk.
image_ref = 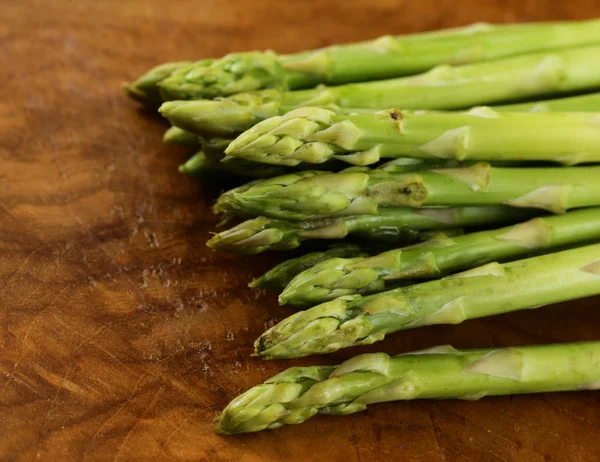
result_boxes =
[216,342,600,434]
[158,20,600,101]
[206,206,538,254]
[124,61,193,108]
[256,244,600,359]
[212,159,454,217]
[164,44,600,137]
[250,244,369,291]
[166,93,600,170]
[161,88,600,140]
[219,162,600,221]
[158,94,375,139]
[281,207,600,306]
[226,107,600,167]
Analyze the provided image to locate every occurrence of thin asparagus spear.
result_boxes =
[212,159,456,217]
[206,206,538,254]
[163,44,600,137]
[163,126,202,150]
[256,244,600,359]
[280,207,600,306]
[179,151,291,179]
[124,61,193,108]
[158,20,600,100]
[216,342,600,434]
[226,107,600,167]
[219,162,600,220]
[158,94,375,139]
[250,244,369,291]
[494,92,600,112]
[165,93,600,171]
[161,88,600,141]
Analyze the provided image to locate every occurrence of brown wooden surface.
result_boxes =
[2,1,600,460]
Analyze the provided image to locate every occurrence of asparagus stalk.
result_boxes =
[158,93,376,139]
[163,44,600,137]
[227,106,600,166]
[216,342,600,434]
[124,61,193,108]
[166,93,600,169]
[494,91,600,112]
[179,151,292,179]
[281,207,600,306]
[163,126,202,150]
[161,88,600,142]
[256,244,600,359]
[250,244,369,291]
[220,162,600,221]
[158,20,600,101]
[206,206,538,254]
[212,159,455,217]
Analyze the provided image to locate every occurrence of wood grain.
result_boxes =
[1,1,600,460]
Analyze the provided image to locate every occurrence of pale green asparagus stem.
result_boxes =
[179,151,291,179]
[163,126,202,150]
[280,207,600,306]
[220,162,600,221]
[212,159,460,218]
[158,93,375,139]
[249,244,370,291]
[226,107,600,166]
[278,45,600,110]
[494,92,600,112]
[124,61,194,108]
[216,342,600,434]
[159,20,600,101]
[256,244,600,359]
[160,89,600,140]
[164,44,600,135]
[206,206,538,254]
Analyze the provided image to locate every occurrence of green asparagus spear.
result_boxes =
[216,342,600,434]
[164,44,600,135]
[212,158,458,217]
[158,93,375,139]
[206,206,538,254]
[124,61,193,108]
[165,93,600,169]
[202,138,236,161]
[226,107,600,166]
[160,88,600,141]
[256,244,600,359]
[250,244,369,291]
[220,162,600,220]
[159,20,600,101]
[280,207,600,306]
[179,151,291,179]
[494,92,600,112]
[163,126,202,150]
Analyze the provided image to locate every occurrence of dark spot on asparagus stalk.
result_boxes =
[389,109,403,121]
[388,109,404,132]
[369,176,428,207]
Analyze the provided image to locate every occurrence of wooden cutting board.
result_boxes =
[2,1,600,460]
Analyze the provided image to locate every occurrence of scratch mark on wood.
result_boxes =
[82,374,150,459]
[34,364,73,461]
[427,407,448,462]
[0,245,50,295]
[112,385,165,462]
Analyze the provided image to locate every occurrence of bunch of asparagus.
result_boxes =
[126,19,600,434]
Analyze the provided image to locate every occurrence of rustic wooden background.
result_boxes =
[2,1,600,460]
